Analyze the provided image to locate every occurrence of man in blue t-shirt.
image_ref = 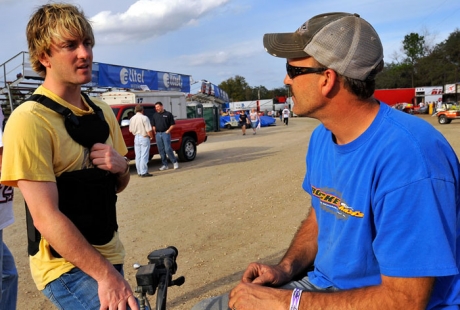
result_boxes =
[192,12,460,310]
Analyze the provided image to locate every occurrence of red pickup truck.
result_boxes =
[111,103,207,161]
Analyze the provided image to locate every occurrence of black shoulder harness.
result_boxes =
[26,92,110,148]
[23,92,117,257]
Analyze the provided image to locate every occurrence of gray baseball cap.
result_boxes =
[263,12,383,81]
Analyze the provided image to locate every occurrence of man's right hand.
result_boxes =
[241,262,291,287]
[98,270,139,310]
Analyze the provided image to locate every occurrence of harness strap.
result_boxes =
[25,92,106,125]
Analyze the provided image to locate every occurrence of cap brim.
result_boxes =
[263,32,309,59]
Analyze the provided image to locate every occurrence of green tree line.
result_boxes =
[218,75,288,102]
[219,28,460,100]
[377,29,460,89]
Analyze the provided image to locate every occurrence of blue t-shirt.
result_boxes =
[303,102,460,308]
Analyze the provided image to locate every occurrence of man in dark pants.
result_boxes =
[152,101,179,171]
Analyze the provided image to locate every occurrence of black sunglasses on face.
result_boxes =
[286,63,327,79]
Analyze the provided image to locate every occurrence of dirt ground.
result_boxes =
[5,114,459,309]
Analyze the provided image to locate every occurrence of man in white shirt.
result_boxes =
[282,106,290,125]
[129,105,154,177]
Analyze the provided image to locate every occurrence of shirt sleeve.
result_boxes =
[1,104,56,186]
[143,116,152,132]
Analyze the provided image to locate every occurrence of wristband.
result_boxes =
[289,288,302,310]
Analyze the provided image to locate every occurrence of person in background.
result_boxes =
[229,110,236,122]
[152,101,179,170]
[238,110,249,135]
[418,101,428,114]
[193,11,460,310]
[129,104,154,177]
[282,105,290,125]
[437,100,443,112]
[0,3,138,309]
[249,108,259,135]
[0,108,18,310]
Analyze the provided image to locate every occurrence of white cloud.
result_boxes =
[180,40,260,67]
[91,0,230,43]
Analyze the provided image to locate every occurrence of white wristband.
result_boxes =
[289,288,302,310]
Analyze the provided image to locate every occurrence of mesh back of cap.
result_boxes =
[304,15,382,80]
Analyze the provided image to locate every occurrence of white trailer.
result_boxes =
[415,86,443,105]
[100,90,187,119]
[229,99,273,113]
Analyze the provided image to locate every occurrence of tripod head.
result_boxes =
[135,246,185,300]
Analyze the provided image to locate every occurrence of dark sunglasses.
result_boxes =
[286,63,327,79]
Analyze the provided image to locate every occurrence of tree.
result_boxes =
[402,32,425,87]
[439,29,460,82]
[249,85,269,100]
[219,76,288,101]
[376,62,412,89]
[218,75,250,102]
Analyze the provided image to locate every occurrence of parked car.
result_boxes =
[432,102,460,124]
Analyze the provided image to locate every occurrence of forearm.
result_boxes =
[298,276,434,310]
[231,274,433,310]
[278,207,318,278]
[166,125,175,133]
[19,181,117,282]
[41,210,115,280]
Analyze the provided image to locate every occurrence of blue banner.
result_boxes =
[90,62,191,92]
[200,81,229,102]
[213,84,229,102]
[157,72,190,92]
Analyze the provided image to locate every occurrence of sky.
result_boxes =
[0,0,459,93]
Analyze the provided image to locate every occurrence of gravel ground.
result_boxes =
[5,114,456,309]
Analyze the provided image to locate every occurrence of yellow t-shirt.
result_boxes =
[1,86,128,290]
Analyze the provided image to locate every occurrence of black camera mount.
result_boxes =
[135,246,185,310]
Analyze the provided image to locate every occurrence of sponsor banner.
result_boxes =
[93,63,191,92]
[97,63,157,90]
[83,62,100,87]
[445,84,456,94]
[199,81,229,102]
[213,85,229,102]
[157,72,190,92]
